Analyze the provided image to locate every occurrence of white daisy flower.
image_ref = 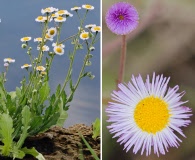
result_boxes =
[91,26,101,33]
[71,6,81,11]
[82,4,94,10]
[54,16,66,22]
[106,73,192,156]
[41,7,58,14]
[4,58,15,63]
[35,16,47,22]
[47,27,57,37]
[36,66,46,72]
[56,10,69,16]
[37,45,49,52]
[85,24,96,29]
[80,32,89,40]
[52,42,65,48]
[45,34,53,41]
[53,46,64,55]
[21,64,32,69]
[21,37,31,42]
[34,37,43,42]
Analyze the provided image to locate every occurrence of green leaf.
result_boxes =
[21,147,45,160]
[92,118,100,139]
[9,91,16,99]
[0,113,14,156]
[16,106,31,148]
[56,100,68,127]
[39,82,50,104]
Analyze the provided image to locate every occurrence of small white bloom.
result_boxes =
[45,34,53,41]
[37,45,49,52]
[56,10,68,16]
[52,42,65,48]
[21,64,32,69]
[71,6,81,11]
[35,16,47,22]
[80,32,89,40]
[4,63,9,67]
[53,46,64,55]
[41,7,58,14]
[4,58,15,63]
[21,37,31,42]
[54,16,66,22]
[82,4,94,10]
[34,37,43,42]
[89,46,95,51]
[91,26,101,33]
[85,24,96,29]
[36,66,46,72]
[47,27,57,37]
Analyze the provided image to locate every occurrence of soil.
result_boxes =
[0,124,100,160]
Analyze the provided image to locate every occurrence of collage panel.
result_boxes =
[0,0,100,159]
[102,0,195,160]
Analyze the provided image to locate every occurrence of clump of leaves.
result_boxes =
[0,4,100,160]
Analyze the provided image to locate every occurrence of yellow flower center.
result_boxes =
[45,34,51,39]
[23,64,29,67]
[119,15,124,20]
[7,58,12,61]
[134,96,170,134]
[37,16,44,20]
[56,17,64,20]
[23,37,30,41]
[36,38,42,41]
[58,10,65,14]
[93,26,100,31]
[81,33,89,39]
[85,5,92,9]
[44,8,51,12]
[36,66,45,71]
[56,47,62,53]
[49,30,55,35]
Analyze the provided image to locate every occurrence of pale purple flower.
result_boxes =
[105,2,139,35]
[106,73,192,156]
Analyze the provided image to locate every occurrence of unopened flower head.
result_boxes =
[4,63,9,67]
[21,64,32,69]
[36,66,46,72]
[4,58,15,63]
[105,2,139,35]
[54,16,66,22]
[35,16,47,22]
[89,46,95,51]
[82,4,94,10]
[71,6,81,11]
[106,73,192,156]
[47,27,57,37]
[53,46,64,55]
[21,37,31,42]
[85,24,96,29]
[91,26,101,33]
[52,42,65,48]
[80,32,89,40]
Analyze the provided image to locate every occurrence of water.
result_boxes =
[0,0,100,127]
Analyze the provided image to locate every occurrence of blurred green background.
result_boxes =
[102,0,195,159]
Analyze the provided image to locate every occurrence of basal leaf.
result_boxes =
[0,113,14,156]
[21,147,45,160]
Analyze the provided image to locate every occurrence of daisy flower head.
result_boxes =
[45,34,53,41]
[91,26,101,33]
[106,73,192,156]
[52,42,65,48]
[34,37,43,43]
[21,64,32,69]
[4,58,15,63]
[35,16,47,22]
[41,7,58,14]
[47,27,57,37]
[41,45,50,52]
[82,4,94,10]
[21,37,31,42]
[53,46,64,55]
[56,10,68,16]
[80,32,89,40]
[54,16,66,22]
[71,6,81,11]
[65,11,73,18]
[36,66,46,72]
[105,2,139,35]
[85,24,96,29]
